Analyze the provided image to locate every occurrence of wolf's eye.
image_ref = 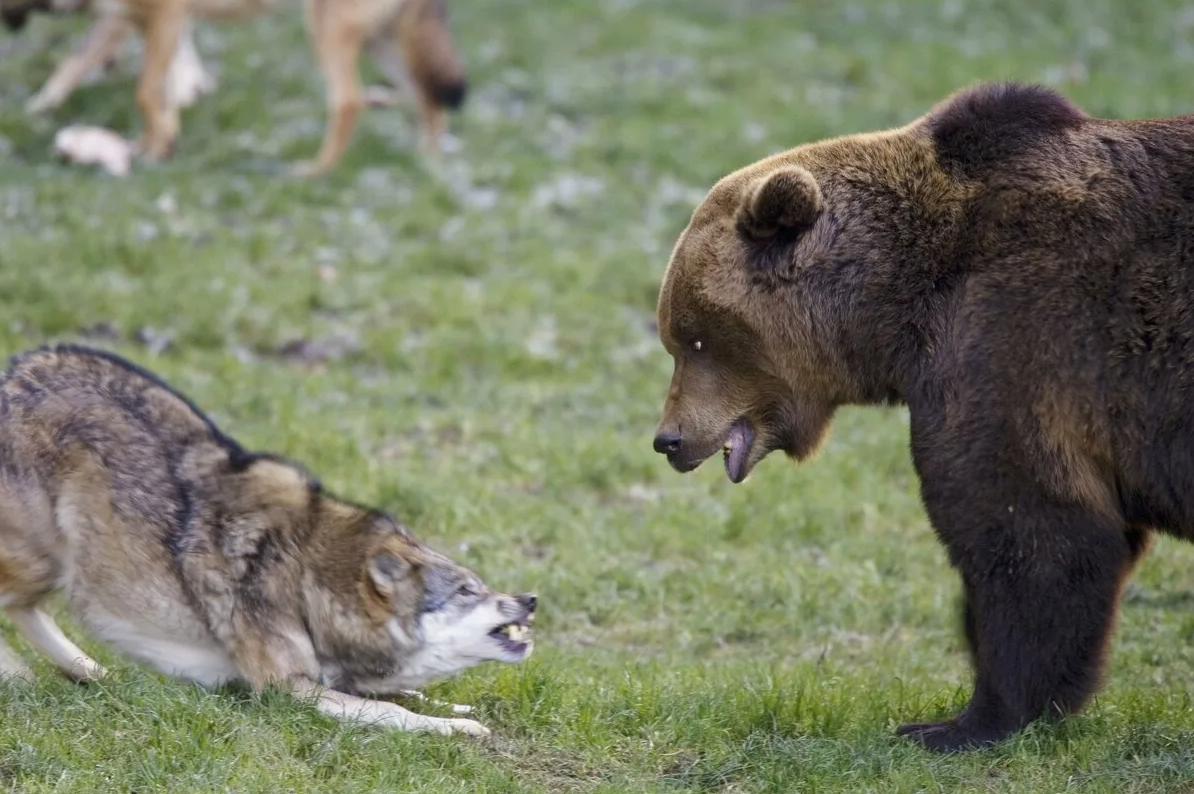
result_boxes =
[456,582,478,598]
[691,340,703,352]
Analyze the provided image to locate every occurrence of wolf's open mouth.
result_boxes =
[489,616,534,653]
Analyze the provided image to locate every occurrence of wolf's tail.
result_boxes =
[396,0,468,111]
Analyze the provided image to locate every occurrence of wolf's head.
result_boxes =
[303,502,536,693]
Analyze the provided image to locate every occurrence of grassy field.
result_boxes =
[3,0,1194,791]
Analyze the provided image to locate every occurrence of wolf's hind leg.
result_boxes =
[6,608,105,682]
[0,635,32,682]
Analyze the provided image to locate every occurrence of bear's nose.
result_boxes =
[653,430,682,455]
[517,593,537,613]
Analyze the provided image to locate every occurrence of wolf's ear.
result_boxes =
[735,165,822,242]
[367,549,415,603]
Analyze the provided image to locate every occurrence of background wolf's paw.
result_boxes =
[288,160,328,179]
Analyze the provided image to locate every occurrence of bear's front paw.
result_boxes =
[896,719,1006,753]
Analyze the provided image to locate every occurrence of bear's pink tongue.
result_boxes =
[723,419,755,484]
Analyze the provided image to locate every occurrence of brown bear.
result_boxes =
[651,81,1194,752]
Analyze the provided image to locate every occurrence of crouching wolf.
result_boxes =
[0,345,535,736]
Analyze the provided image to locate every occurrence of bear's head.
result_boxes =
[651,105,985,482]
[651,160,843,483]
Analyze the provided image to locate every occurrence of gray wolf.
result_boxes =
[0,344,534,736]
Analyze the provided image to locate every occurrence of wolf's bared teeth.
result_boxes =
[495,622,532,644]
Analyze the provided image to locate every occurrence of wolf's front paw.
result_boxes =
[441,717,490,737]
[66,658,106,683]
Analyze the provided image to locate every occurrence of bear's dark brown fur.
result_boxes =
[652,81,1194,751]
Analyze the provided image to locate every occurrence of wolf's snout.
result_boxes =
[652,430,681,455]
[516,593,537,613]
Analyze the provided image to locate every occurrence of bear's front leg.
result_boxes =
[902,471,1135,752]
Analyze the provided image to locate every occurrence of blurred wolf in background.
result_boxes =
[3,0,217,113]
[1,0,467,175]
[0,345,535,736]
[1,0,81,30]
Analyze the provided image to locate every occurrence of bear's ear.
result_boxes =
[735,165,823,242]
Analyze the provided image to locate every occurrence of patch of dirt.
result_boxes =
[76,322,174,355]
[266,329,362,365]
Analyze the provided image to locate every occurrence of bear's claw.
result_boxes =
[896,719,1007,753]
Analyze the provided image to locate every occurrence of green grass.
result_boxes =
[3,0,1194,791]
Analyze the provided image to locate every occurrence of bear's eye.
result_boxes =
[691,340,704,352]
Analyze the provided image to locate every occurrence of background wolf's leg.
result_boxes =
[294,0,365,175]
[6,607,105,682]
[26,14,134,115]
[391,0,466,156]
[134,0,187,159]
[365,37,410,94]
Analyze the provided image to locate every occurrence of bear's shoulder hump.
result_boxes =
[926,82,1088,173]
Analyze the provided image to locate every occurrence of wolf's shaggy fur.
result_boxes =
[0,345,535,736]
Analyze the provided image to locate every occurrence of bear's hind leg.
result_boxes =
[899,497,1133,752]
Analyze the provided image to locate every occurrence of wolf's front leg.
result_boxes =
[6,607,105,682]
[396,688,473,715]
[291,678,489,736]
[0,635,32,682]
